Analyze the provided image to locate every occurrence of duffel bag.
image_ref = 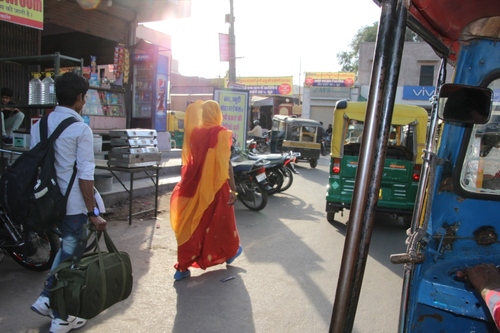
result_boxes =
[48,229,133,319]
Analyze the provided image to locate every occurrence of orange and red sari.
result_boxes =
[170,100,240,271]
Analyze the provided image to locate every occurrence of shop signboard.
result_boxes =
[0,0,44,30]
[402,86,435,100]
[235,76,293,96]
[214,88,249,148]
[304,72,355,87]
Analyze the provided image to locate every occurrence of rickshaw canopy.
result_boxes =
[331,101,428,164]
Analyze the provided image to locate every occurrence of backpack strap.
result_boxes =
[40,115,80,200]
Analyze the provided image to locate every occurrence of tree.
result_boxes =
[337,22,423,73]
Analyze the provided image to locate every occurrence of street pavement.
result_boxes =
[0,155,408,333]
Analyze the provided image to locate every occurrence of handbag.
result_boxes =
[48,229,133,319]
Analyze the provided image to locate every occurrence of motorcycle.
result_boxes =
[247,135,270,154]
[245,151,300,195]
[232,159,271,211]
[0,207,60,271]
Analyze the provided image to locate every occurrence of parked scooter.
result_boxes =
[0,207,60,271]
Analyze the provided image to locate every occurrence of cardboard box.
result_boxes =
[13,133,30,149]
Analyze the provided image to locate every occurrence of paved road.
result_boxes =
[0,156,408,332]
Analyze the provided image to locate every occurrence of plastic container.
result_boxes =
[41,72,56,105]
[29,73,42,105]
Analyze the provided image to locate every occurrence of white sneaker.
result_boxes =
[30,295,53,318]
[50,316,87,333]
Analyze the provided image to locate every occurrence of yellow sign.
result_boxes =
[0,0,44,30]
[235,76,293,96]
[304,72,355,87]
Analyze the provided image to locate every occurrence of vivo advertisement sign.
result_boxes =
[403,86,435,100]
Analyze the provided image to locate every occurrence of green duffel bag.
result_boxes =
[48,229,133,319]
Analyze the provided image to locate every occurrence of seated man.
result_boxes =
[248,120,263,140]
[0,87,25,145]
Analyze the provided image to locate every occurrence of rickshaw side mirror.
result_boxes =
[336,100,348,109]
[438,84,492,124]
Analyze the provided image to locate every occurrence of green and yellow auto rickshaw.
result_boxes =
[269,115,322,168]
[326,100,428,226]
[167,111,185,148]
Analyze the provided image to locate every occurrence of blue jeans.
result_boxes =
[40,214,88,318]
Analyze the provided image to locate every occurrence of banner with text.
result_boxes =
[219,33,229,61]
[235,76,293,96]
[304,72,355,87]
[214,88,249,148]
[0,0,44,30]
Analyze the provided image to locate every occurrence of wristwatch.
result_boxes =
[87,207,100,217]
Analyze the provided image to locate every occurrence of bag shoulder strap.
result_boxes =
[39,115,79,197]
[41,116,79,143]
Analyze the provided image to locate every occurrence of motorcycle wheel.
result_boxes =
[8,229,60,271]
[266,169,284,195]
[256,142,269,154]
[238,179,268,211]
[279,166,294,192]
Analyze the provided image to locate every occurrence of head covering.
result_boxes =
[181,100,203,164]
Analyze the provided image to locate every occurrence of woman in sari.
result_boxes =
[170,100,243,281]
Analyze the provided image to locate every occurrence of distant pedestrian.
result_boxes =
[317,121,325,155]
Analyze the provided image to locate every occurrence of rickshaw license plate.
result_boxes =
[256,173,266,182]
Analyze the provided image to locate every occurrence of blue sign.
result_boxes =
[403,86,435,100]
[133,53,153,62]
[493,88,500,102]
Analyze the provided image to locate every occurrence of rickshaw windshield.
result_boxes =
[460,78,500,194]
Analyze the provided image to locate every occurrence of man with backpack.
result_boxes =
[29,72,107,333]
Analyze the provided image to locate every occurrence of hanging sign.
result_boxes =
[219,33,230,62]
[0,0,44,30]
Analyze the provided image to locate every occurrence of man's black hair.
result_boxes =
[1,88,13,97]
[55,72,89,106]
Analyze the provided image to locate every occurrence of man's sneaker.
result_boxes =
[30,295,53,318]
[50,316,87,333]
[2,136,12,146]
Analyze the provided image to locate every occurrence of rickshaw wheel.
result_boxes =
[326,212,335,222]
[309,158,318,168]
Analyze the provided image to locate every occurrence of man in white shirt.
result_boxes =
[30,72,107,333]
[248,120,263,139]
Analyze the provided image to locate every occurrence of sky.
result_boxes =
[143,0,381,86]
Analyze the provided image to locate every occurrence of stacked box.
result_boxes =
[107,129,161,168]
[13,132,31,149]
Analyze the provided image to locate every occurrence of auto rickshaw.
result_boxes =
[167,111,185,148]
[326,101,428,226]
[269,115,322,168]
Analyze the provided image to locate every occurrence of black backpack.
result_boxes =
[0,115,78,231]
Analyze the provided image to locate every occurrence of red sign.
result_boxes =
[219,33,230,62]
[278,84,292,95]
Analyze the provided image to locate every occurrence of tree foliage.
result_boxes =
[337,22,423,73]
